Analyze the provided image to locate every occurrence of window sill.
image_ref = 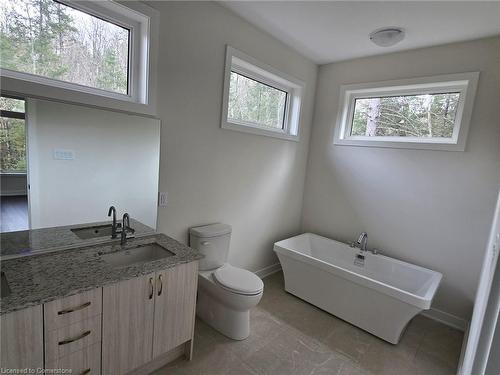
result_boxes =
[334,137,464,151]
[0,172,27,176]
[1,74,156,117]
[222,121,300,142]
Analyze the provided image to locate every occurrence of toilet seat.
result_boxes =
[213,264,263,296]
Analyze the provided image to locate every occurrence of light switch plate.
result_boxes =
[53,149,75,160]
[158,192,167,207]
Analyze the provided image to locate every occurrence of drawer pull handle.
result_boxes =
[158,275,163,296]
[58,330,91,345]
[149,278,154,299]
[57,301,91,315]
[81,369,91,375]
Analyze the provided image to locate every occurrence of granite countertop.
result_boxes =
[0,233,203,315]
[0,218,155,259]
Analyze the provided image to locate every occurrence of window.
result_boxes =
[0,0,151,104]
[222,46,304,141]
[0,97,26,173]
[334,72,479,151]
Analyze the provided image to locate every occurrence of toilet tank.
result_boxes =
[189,223,232,271]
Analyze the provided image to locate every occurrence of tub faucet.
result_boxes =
[357,232,368,252]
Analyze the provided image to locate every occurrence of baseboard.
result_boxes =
[255,262,282,278]
[421,308,468,331]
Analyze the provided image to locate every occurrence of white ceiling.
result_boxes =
[221,1,500,64]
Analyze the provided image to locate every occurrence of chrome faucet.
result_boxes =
[120,213,135,245]
[108,206,118,239]
[357,232,368,252]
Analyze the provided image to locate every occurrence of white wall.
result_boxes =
[147,1,317,272]
[27,99,160,229]
[302,37,500,320]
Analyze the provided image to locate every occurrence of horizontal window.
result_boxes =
[0,0,152,106]
[334,72,479,151]
[1,96,27,173]
[1,0,129,95]
[229,71,287,130]
[222,46,304,141]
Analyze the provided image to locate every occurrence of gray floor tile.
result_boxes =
[155,272,463,375]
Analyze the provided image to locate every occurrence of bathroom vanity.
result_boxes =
[0,225,202,374]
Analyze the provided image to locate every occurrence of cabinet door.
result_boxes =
[0,305,43,370]
[102,273,155,374]
[152,261,198,357]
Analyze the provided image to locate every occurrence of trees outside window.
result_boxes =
[0,97,26,173]
[0,0,129,94]
[351,93,460,138]
[228,71,287,130]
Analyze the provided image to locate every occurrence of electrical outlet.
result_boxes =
[158,192,168,207]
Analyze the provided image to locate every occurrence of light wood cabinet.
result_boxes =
[46,342,101,375]
[0,305,44,370]
[45,315,102,362]
[102,261,198,374]
[44,287,102,330]
[102,273,155,375]
[1,261,197,375]
[153,261,198,357]
[43,287,103,374]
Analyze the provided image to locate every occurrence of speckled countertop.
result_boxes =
[0,218,155,259]
[0,233,203,315]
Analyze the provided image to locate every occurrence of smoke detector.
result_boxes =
[369,27,405,47]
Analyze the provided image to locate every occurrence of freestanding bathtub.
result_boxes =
[274,233,442,344]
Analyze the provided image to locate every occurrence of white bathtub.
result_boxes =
[274,233,442,344]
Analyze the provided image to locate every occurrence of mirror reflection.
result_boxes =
[0,96,160,233]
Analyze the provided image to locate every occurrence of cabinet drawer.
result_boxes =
[45,288,102,331]
[46,342,101,375]
[45,315,102,362]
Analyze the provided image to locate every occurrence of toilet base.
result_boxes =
[196,290,250,340]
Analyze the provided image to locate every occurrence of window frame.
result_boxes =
[0,0,152,107]
[221,46,304,141]
[0,95,27,175]
[333,72,480,151]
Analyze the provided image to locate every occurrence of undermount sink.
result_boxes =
[71,224,120,240]
[1,272,11,298]
[100,243,174,268]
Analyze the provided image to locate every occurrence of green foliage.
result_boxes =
[0,0,128,94]
[351,93,460,138]
[97,50,127,93]
[0,97,26,172]
[0,117,26,172]
[228,72,287,129]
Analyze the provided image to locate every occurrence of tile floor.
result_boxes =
[154,272,463,375]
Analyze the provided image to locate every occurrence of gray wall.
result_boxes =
[302,37,500,320]
[27,99,160,229]
[148,1,317,272]
[0,175,27,196]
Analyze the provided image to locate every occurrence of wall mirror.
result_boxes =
[0,95,160,233]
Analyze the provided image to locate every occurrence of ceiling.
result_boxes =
[221,1,500,64]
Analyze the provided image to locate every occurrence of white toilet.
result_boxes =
[189,223,264,340]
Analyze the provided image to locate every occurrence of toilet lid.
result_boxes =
[213,265,264,295]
